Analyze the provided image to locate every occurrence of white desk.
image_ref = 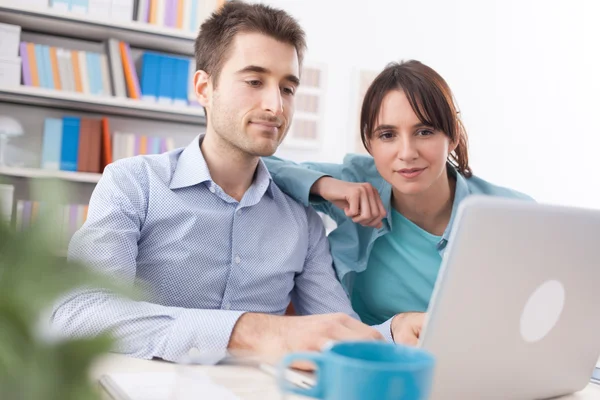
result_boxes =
[91,354,600,400]
[91,353,305,400]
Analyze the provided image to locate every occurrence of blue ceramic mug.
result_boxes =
[279,341,435,400]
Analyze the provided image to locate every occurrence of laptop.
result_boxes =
[419,196,600,399]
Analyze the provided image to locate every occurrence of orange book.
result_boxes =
[119,42,139,99]
[26,43,40,87]
[149,0,157,24]
[139,135,148,155]
[176,0,184,29]
[100,117,113,170]
[49,47,62,90]
[71,50,83,93]
[83,205,89,222]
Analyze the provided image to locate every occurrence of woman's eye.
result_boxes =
[417,129,434,136]
[378,132,394,140]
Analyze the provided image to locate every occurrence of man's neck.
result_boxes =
[392,169,456,236]
[200,131,259,202]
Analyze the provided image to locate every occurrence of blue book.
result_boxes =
[34,44,48,89]
[92,53,105,96]
[42,46,55,89]
[157,55,175,104]
[86,52,102,95]
[172,57,189,106]
[41,118,63,170]
[152,136,161,154]
[140,52,161,102]
[60,116,81,171]
[189,0,198,32]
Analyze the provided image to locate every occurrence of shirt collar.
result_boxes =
[440,165,471,245]
[169,134,275,198]
[169,135,212,190]
[374,163,471,249]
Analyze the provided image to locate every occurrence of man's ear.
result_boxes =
[194,70,211,108]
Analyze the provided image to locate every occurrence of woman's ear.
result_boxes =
[194,70,211,108]
[449,136,459,155]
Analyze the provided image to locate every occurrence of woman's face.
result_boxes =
[368,90,457,196]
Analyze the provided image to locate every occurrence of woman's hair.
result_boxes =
[360,60,472,177]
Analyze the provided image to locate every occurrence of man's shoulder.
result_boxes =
[104,150,181,187]
[268,183,321,223]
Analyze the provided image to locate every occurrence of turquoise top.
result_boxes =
[352,208,442,325]
[262,154,533,321]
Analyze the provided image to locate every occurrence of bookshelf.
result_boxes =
[0,85,206,124]
[0,1,217,242]
[0,166,101,183]
[0,5,196,55]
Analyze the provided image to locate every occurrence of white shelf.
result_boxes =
[0,166,101,183]
[0,86,206,125]
[0,4,196,55]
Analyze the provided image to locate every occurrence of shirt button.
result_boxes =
[224,303,231,310]
[236,209,242,216]
[209,186,216,193]
[234,255,241,264]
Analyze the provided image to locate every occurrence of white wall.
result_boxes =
[262,0,600,209]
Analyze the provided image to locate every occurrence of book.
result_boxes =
[49,47,62,91]
[60,116,81,172]
[71,50,83,93]
[41,118,63,170]
[122,42,141,99]
[26,43,39,87]
[140,52,160,102]
[106,38,127,98]
[99,54,112,96]
[100,117,113,170]
[78,51,90,94]
[19,42,31,86]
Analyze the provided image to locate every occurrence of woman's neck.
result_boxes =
[392,169,456,236]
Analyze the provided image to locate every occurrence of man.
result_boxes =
[51,1,395,363]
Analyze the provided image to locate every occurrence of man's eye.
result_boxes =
[247,80,262,87]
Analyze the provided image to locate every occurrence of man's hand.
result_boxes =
[391,312,425,346]
[312,177,386,228]
[229,312,384,359]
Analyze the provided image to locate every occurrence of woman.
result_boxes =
[264,60,532,344]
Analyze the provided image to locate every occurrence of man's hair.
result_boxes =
[194,1,306,87]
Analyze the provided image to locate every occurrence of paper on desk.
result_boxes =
[100,371,241,400]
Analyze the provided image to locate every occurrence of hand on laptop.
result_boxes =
[391,312,425,346]
[312,177,386,229]
[228,312,384,366]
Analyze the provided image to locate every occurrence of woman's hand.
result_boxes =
[391,312,426,346]
[312,177,387,228]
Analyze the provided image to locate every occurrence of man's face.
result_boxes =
[200,32,300,157]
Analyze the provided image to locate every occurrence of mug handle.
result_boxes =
[278,352,325,398]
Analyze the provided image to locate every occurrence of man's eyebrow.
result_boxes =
[236,65,300,86]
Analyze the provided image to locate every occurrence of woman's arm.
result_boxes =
[263,156,386,228]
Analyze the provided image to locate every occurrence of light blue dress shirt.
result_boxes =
[263,154,533,296]
[51,136,392,362]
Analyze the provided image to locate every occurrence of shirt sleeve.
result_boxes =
[262,156,346,208]
[291,207,393,342]
[51,161,245,362]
